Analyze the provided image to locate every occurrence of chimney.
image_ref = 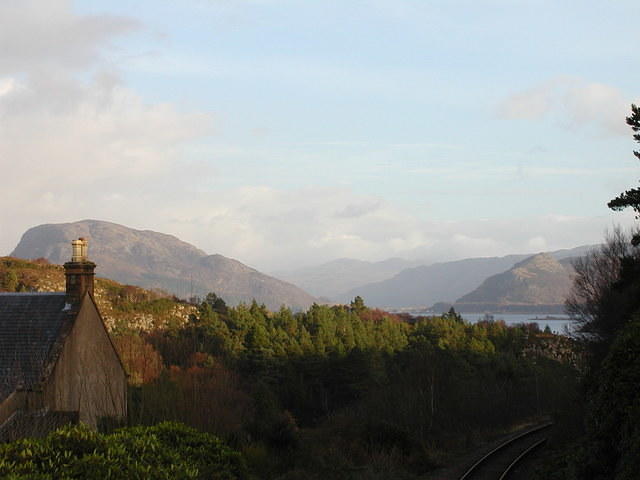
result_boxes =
[64,238,96,306]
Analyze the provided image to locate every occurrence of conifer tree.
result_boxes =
[1,269,17,291]
[608,104,640,244]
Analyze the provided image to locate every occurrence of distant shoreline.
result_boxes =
[453,304,567,315]
[387,308,568,317]
[528,315,570,321]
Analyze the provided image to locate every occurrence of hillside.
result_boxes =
[337,245,593,308]
[10,220,316,310]
[274,257,420,299]
[453,253,575,313]
[338,254,530,308]
[0,256,195,332]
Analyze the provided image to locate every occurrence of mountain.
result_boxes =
[453,253,575,313]
[338,254,528,308]
[337,245,595,308]
[274,257,420,299]
[10,220,316,310]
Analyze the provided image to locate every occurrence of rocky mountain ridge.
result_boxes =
[11,220,316,311]
[337,245,593,308]
[453,253,575,313]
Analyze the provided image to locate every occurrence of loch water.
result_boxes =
[461,312,574,334]
[401,310,575,335]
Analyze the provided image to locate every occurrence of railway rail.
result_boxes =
[458,422,553,480]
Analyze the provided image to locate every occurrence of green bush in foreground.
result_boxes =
[0,422,247,480]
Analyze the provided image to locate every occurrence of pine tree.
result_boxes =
[608,104,640,244]
[2,269,17,292]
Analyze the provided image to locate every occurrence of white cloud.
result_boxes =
[0,1,213,257]
[497,80,557,120]
[564,82,630,135]
[401,212,636,266]
[0,78,17,97]
[0,0,138,75]
[146,185,636,272]
[334,200,382,218]
[527,236,548,251]
[154,186,430,270]
[1,1,636,276]
[498,77,637,135]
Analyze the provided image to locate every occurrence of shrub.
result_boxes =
[0,422,247,480]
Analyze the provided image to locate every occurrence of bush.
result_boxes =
[0,422,247,480]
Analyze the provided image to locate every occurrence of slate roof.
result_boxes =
[0,293,72,403]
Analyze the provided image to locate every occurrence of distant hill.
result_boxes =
[11,220,316,311]
[453,253,575,313]
[337,245,595,308]
[338,254,528,308]
[274,257,420,299]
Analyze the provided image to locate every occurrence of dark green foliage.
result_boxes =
[574,318,640,479]
[608,104,640,245]
[152,299,410,364]
[106,284,177,315]
[1,269,18,292]
[0,260,34,292]
[349,296,366,315]
[0,422,247,480]
[204,292,229,316]
[132,294,578,478]
[445,306,463,322]
[537,319,640,480]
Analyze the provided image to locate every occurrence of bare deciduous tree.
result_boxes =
[566,228,640,363]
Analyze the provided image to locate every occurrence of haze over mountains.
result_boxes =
[10,219,595,312]
[11,220,316,311]
[274,257,421,299]
[333,245,594,309]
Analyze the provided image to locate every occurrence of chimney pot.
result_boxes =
[71,239,83,262]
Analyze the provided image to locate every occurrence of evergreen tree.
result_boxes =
[1,269,17,291]
[204,292,229,315]
[350,295,366,315]
[608,104,640,244]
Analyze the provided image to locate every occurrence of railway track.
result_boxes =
[458,422,553,480]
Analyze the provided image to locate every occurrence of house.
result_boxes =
[0,239,127,440]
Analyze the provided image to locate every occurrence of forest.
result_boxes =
[114,292,578,479]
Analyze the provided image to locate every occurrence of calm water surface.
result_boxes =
[461,313,575,334]
[402,310,576,335]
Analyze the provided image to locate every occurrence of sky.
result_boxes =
[0,0,638,272]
